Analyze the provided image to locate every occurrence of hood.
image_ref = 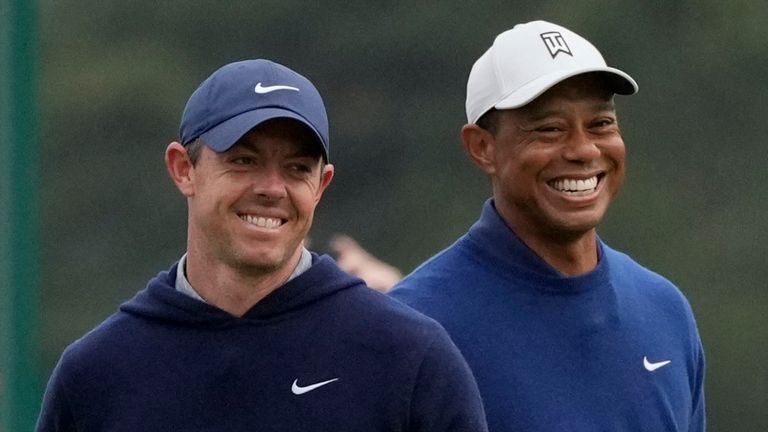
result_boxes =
[119,254,363,325]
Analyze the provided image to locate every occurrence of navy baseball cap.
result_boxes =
[180,59,330,161]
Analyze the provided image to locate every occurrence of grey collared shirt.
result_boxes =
[175,248,313,303]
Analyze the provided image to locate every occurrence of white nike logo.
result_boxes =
[291,378,339,395]
[254,82,300,94]
[643,356,671,371]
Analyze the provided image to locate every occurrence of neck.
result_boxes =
[492,198,601,276]
[521,230,599,276]
[185,249,301,317]
[499,211,599,276]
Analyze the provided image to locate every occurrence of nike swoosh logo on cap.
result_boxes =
[291,378,339,395]
[254,82,300,94]
[643,356,671,371]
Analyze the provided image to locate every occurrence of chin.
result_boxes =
[546,212,605,239]
[230,250,286,272]
[567,221,603,238]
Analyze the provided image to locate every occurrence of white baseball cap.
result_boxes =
[466,20,638,123]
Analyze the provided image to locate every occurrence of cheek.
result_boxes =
[195,176,247,212]
[292,180,324,214]
[605,139,626,170]
[602,139,626,191]
[503,145,552,180]
[304,174,328,200]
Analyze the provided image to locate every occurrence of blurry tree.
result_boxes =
[38,0,767,429]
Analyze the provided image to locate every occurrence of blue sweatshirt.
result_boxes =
[37,254,488,431]
[390,200,705,431]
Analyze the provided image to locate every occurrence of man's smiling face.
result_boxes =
[485,73,625,243]
[185,118,333,276]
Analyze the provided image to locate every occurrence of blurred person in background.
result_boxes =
[329,234,403,292]
[36,59,487,432]
[389,21,705,431]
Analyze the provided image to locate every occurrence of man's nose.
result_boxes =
[562,127,601,162]
[252,166,287,200]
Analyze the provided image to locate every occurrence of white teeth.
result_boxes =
[241,215,282,229]
[550,176,598,194]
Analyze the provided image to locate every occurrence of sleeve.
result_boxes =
[35,358,77,432]
[408,325,488,432]
[688,332,706,432]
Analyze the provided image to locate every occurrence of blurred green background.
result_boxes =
[7,0,768,429]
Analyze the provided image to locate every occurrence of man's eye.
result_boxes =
[233,157,255,165]
[537,126,562,133]
[288,163,312,173]
[593,118,616,128]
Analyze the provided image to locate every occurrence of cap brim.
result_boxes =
[494,67,638,111]
[200,107,328,161]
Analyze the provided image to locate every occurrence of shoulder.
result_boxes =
[388,238,485,320]
[604,245,681,293]
[338,283,451,344]
[603,244,699,322]
[391,239,474,293]
[41,309,138,422]
[309,255,446,333]
[55,311,137,376]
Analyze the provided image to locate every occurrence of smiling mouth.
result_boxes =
[548,175,602,195]
[239,214,285,229]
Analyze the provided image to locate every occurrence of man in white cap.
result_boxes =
[391,21,705,431]
[36,59,488,431]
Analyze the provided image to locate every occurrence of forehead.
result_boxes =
[522,74,616,115]
[230,118,323,158]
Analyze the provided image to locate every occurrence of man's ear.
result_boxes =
[165,142,196,197]
[314,163,335,202]
[461,124,497,176]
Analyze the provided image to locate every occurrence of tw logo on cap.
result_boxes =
[540,31,572,58]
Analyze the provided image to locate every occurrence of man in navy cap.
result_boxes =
[36,59,488,432]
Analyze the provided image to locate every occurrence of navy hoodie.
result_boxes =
[37,255,488,431]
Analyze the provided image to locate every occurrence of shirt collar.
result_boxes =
[174,248,313,303]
